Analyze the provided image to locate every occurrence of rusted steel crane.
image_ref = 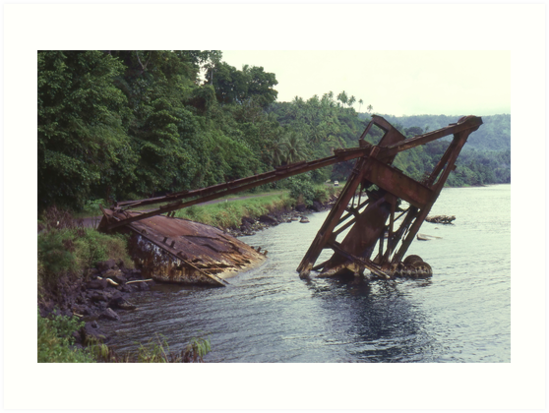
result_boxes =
[99,115,482,283]
[297,115,482,279]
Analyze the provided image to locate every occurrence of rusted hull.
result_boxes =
[100,211,266,287]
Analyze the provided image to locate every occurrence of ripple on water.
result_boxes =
[101,185,510,363]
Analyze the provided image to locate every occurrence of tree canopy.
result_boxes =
[38,50,511,212]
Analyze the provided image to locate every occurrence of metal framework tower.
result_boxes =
[297,115,483,279]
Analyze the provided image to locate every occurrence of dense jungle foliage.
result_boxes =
[38,50,511,212]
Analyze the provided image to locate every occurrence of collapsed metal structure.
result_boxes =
[100,115,482,283]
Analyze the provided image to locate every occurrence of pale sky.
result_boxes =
[221,50,510,117]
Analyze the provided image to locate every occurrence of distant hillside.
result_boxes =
[361,113,510,152]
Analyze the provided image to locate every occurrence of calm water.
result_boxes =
[102,185,510,362]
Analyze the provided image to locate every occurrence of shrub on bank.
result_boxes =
[38,308,94,363]
[38,228,133,284]
[313,184,338,204]
[287,173,316,207]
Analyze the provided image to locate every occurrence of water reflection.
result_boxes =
[304,275,433,362]
[101,185,510,363]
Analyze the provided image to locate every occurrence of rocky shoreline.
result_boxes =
[39,259,157,348]
[39,194,338,350]
[224,198,336,237]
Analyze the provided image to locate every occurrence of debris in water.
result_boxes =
[426,215,456,224]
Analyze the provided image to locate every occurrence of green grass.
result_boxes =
[174,193,294,229]
[173,185,339,229]
[71,189,289,218]
[38,227,133,284]
[134,188,288,211]
[67,184,338,230]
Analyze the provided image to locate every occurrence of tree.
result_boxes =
[348,95,356,108]
[282,131,309,164]
[206,62,278,107]
[337,91,348,106]
[243,65,278,107]
[206,61,248,104]
[404,126,424,138]
[38,51,134,209]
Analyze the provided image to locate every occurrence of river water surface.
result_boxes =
[102,184,510,362]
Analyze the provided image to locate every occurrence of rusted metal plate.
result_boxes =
[363,157,434,209]
[100,210,265,286]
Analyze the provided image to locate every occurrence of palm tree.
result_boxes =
[266,139,285,167]
[283,131,309,164]
[358,99,363,112]
[337,91,348,106]
[309,121,329,145]
[348,95,356,108]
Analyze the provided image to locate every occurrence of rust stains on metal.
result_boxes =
[297,115,482,279]
[102,147,375,231]
[99,211,265,287]
[99,114,482,284]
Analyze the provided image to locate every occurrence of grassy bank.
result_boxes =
[174,192,293,229]
[37,207,212,363]
[38,226,134,299]
[173,184,338,229]
[37,183,338,363]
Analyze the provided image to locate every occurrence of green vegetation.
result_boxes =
[73,198,109,218]
[38,308,211,363]
[377,113,510,151]
[132,334,211,363]
[37,207,134,305]
[38,226,133,294]
[173,183,338,228]
[175,192,293,228]
[38,309,95,363]
[287,173,316,207]
[38,50,510,214]
[39,228,132,276]
[374,113,511,186]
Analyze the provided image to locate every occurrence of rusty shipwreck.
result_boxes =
[99,115,483,286]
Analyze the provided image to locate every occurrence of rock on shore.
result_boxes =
[39,259,155,346]
[225,195,337,237]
